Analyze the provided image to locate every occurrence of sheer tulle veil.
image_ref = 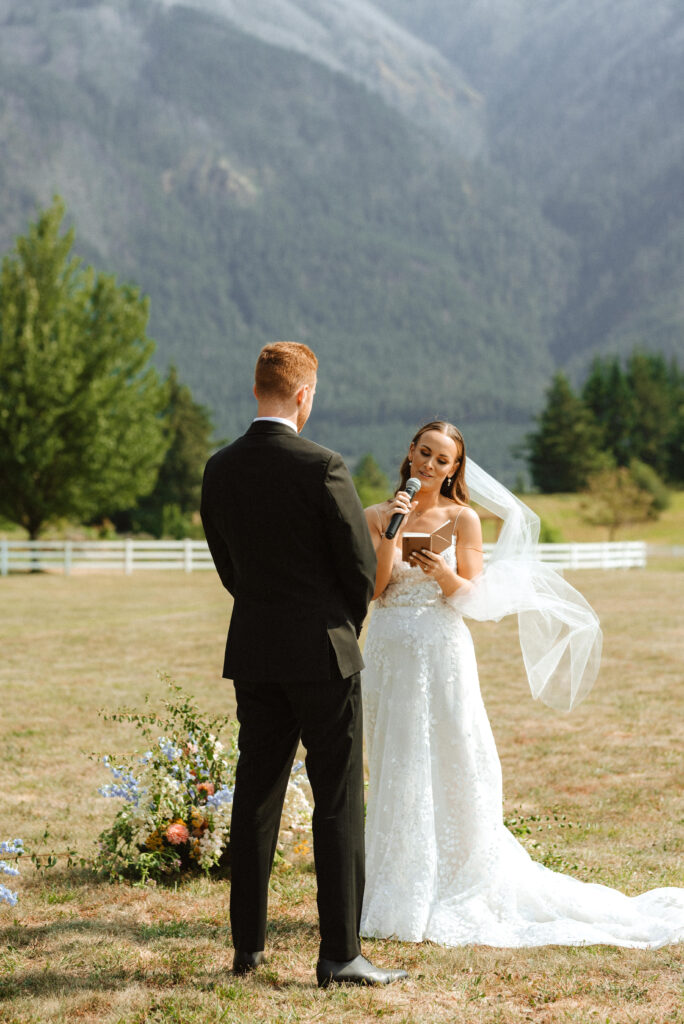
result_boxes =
[446,458,602,711]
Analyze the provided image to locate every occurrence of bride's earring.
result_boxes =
[447,476,452,487]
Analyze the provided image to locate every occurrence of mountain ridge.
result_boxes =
[0,0,682,480]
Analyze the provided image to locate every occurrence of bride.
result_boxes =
[360,420,684,948]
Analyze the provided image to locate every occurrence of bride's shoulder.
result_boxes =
[364,500,391,534]
[365,499,392,516]
[446,502,482,540]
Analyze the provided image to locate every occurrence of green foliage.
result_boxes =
[538,519,564,543]
[527,354,684,493]
[581,355,636,467]
[628,459,670,513]
[624,352,681,479]
[524,373,609,493]
[579,465,658,540]
[582,352,683,483]
[1,2,683,487]
[95,678,313,884]
[118,365,215,537]
[95,680,238,883]
[0,198,168,538]
[0,3,567,482]
[352,453,392,508]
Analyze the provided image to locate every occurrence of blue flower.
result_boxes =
[0,839,23,855]
[206,786,234,810]
[0,840,21,907]
[99,763,142,805]
[0,884,18,907]
[158,738,180,762]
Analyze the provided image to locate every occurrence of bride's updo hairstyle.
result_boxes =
[398,421,470,506]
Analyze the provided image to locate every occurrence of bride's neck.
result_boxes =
[412,491,442,514]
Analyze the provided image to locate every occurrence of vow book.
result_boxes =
[401,520,453,562]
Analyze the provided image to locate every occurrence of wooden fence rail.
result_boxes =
[0,539,647,576]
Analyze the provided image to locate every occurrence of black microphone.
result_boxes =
[385,477,421,539]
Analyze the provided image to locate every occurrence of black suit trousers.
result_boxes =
[230,663,365,962]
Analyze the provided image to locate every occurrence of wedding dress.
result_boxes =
[360,542,684,948]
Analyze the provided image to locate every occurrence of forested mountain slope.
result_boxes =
[0,0,681,479]
[376,0,684,368]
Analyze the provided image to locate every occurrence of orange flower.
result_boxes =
[197,782,215,798]
[190,807,208,834]
[165,820,190,845]
[145,830,163,851]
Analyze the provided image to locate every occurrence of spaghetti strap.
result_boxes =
[451,504,465,537]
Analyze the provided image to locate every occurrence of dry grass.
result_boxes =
[520,490,684,545]
[1,569,683,1023]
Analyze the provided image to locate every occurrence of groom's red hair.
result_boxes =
[254,341,318,400]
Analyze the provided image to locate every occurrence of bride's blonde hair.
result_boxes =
[397,421,469,506]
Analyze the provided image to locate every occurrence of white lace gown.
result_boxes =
[360,544,684,948]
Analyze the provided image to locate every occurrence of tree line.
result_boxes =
[523,356,682,537]
[525,356,683,491]
[1,200,680,543]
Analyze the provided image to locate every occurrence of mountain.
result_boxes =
[157,0,486,157]
[375,0,684,369]
[0,0,682,483]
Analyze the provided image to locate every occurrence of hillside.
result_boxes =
[0,0,566,477]
[376,0,684,369]
[0,0,682,481]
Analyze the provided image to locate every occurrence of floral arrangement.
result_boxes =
[96,680,312,882]
[0,839,23,906]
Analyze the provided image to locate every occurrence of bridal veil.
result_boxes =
[445,459,603,712]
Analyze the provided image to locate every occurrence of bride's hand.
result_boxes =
[410,548,450,584]
[381,492,417,539]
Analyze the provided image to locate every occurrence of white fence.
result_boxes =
[0,539,214,575]
[0,538,647,575]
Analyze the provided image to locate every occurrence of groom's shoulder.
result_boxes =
[204,429,341,473]
[292,433,340,464]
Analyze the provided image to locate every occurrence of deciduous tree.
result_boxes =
[353,453,391,507]
[580,465,658,540]
[0,198,167,538]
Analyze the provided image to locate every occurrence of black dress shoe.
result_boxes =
[232,950,266,974]
[316,954,408,988]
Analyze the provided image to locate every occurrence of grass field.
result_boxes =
[515,490,684,546]
[0,569,683,1023]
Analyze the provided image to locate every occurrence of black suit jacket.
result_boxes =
[200,421,377,682]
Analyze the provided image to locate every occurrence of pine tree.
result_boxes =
[666,361,684,483]
[581,356,635,466]
[525,373,608,493]
[625,352,678,478]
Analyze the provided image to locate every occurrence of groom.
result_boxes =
[200,342,407,987]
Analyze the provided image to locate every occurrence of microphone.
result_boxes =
[385,477,421,539]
